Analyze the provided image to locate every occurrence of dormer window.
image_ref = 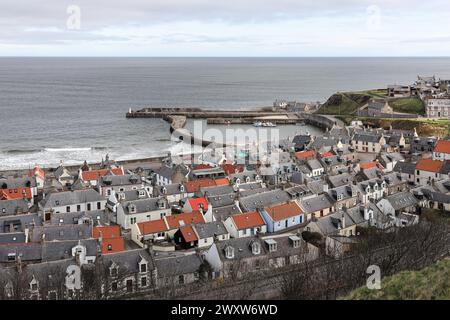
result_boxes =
[289,235,301,248]
[179,185,185,193]
[128,204,136,214]
[7,253,16,261]
[265,239,277,252]
[225,246,235,259]
[140,263,147,273]
[337,194,343,201]
[251,241,260,255]
[245,176,251,183]
[157,199,165,209]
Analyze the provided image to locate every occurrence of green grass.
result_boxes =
[317,92,371,115]
[343,259,450,300]
[389,97,425,114]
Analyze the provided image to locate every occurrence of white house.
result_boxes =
[432,140,450,160]
[40,189,107,221]
[116,197,171,230]
[224,211,267,238]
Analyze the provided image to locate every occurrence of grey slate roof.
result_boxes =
[0,232,27,245]
[122,197,168,215]
[100,174,142,186]
[216,237,267,261]
[41,239,98,262]
[239,189,291,212]
[50,210,108,226]
[212,204,242,221]
[42,189,105,209]
[299,194,334,214]
[0,212,41,232]
[0,199,30,216]
[30,224,93,242]
[193,221,228,239]
[352,133,382,143]
[207,193,236,208]
[307,159,323,170]
[201,185,234,197]
[327,173,354,188]
[393,162,416,175]
[154,253,203,278]
[308,210,355,236]
[101,248,154,273]
[0,243,42,263]
[0,176,37,189]
[384,192,418,211]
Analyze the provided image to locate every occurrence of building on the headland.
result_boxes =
[387,85,411,98]
[426,97,450,117]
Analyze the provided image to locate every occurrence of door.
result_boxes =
[126,279,133,293]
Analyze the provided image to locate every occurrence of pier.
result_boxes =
[126,107,342,147]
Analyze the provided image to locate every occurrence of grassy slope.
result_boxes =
[317,89,425,115]
[344,259,450,300]
[389,97,425,114]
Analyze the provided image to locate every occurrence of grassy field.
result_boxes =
[389,97,425,114]
[344,259,450,300]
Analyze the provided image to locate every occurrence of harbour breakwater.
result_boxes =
[126,107,342,147]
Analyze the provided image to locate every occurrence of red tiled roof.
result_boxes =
[360,162,377,170]
[214,178,230,186]
[264,202,302,221]
[165,211,205,229]
[184,179,216,193]
[180,225,198,242]
[188,197,209,211]
[101,237,125,254]
[137,219,169,235]
[434,140,450,154]
[194,164,213,170]
[320,152,335,158]
[92,225,121,239]
[295,150,316,160]
[416,159,443,173]
[0,187,32,200]
[232,211,265,230]
[28,166,45,179]
[81,167,124,181]
[221,163,244,175]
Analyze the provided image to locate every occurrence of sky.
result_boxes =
[1,0,450,57]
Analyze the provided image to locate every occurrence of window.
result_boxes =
[140,263,147,273]
[178,275,184,285]
[77,205,81,211]
[7,253,16,261]
[110,267,118,277]
[97,202,101,210]
[31,283,38,291]
[107,244,113,251]
[130,217,137,224]
[66,206,71,213]
[87,203,91,211]
[111,282,118,291]
[194,272,199,281]
[107,190,111,196]
[141,277,147,287]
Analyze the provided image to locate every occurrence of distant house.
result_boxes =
[355,178,388,204]
[299,194,335,221]
[295,150,316,162]
[116,197,170,230]
[433,140,450,160]
[98,174,152,198]
[40,189,106,221]
[351,132,386,153]
[415,159,443,185]
[153,164,189,186]
[79,167,124,187]
[426,98,450,118]
[260,201,304,233]
[224,211,267,238]
[366,100,393,117]
[376,191,418,215]
[388,85,411,98]
[92,225,125,254]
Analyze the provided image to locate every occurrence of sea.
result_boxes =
[1,57,450,170]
